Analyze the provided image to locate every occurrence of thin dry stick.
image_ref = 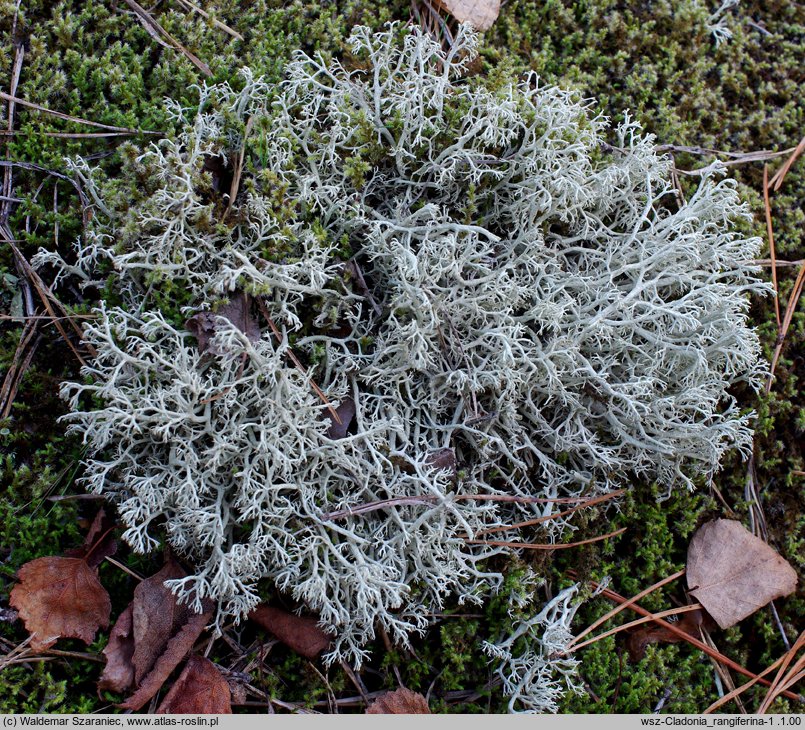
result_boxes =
[768,135,805,191]
[255,297,342,425]
[763,164,781,330]
[766,262,805,393]
[223,116,254,221]
[120,0,212,77]
[473,488,626,537]
[707,633,805,713]
[466,526,627,550]
[566,568,686,650]
[0,319,40,418]
[1,39,23,223]
[564,603,704,655]
[574,576,802,702]
[176,0,244,40]
[700,627,747,714]
[0,92,156,135]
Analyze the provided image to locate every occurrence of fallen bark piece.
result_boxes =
[156,655,232,714]
[687,519,798,629]
[248,605,331,659]
[366,687,431,714]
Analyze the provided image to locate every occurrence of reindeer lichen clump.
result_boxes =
[43,25,766,711]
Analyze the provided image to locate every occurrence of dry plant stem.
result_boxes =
[763,165,781,330]
[1,38,23,223]
[579,577,802,702]
[705,632,805,713]
[474,488,625,537]
[0,91,155,135]
[119,0,211,77]
[466,526,627,550]
[566,568,686,650]
[175,0,244,40]
[766,263,805,392]
[0,318,40,418]
[563,603,704,654]
[757,632,805,713]
[223,116,254,221]
[768,135,805,191]
[700,627,747,714]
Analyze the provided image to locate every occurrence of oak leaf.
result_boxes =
[366,687,431,714]
[432,0,500,31]
[156,655,232,714]
[10,556,111,652]
[248,605,331,659]
[687,519,798,629]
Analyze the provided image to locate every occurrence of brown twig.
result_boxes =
[175,0,244,41]
[466,526,627,550]
[763,164,781,330]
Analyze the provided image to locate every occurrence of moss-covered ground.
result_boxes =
[0,0,802,714]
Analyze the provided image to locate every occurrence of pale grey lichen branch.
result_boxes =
[42,24,767,710]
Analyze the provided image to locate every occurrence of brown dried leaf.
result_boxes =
[131,560,192,684]
[120,601,213,711]
[10,557,111,652]
[432,0,500,31]
[156,655,232,714]
[687,519,798,629]
[366,687,431,714]
[326,396,356,439]
[67,508,117,569]
[248,605,331,659]
[185,291,260,356]
[425,448,456,478]
[99,605,136,694]
[625,609,711,663]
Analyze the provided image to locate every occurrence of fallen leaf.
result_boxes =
[10,556,111,652]
[366,687,431,714]
[185,290,260,356]
[99,605,136,694]
[325,396,356,439]
[131,560,192,684]
[625,608,713,662]
[432,0,500,31]
[120,601,213,711]
[425,448,457,479]
[687,519,798,629]
[67,508,117,568]
[156,655,232,714]
[248,605,331,659]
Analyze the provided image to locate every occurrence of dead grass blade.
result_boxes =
[0,92,156,135]
[466,526,627,550]
[768,135,805,191]
[473,488,626,537]
[572,575,802,702]
[176,0,243,41]
[763,164,781,330]
[223,116,254,222]
[564,603,704,655]
[254,298,341,425]
[120,0,212,77]
[566,569,686,651]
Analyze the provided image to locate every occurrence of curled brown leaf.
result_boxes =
[366,687,431,714]
[156,655,232,714]
[248,605,331,659]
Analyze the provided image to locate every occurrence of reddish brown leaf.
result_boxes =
[687,519,798,629]
[120,601,213,711]
[325,396,356,439]
[248,605,331,659]
[366,687,431,714]
[625,608,712,662]
[131,560,192,684]
[432,0,500,31]
[99,605,136,694]
[185,291,260,355]
[10,556,111,652]
[425,448,456,478]
[67,508,117,568]
[156,655,232,714]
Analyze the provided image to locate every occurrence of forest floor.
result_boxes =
[0,0,802,714]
